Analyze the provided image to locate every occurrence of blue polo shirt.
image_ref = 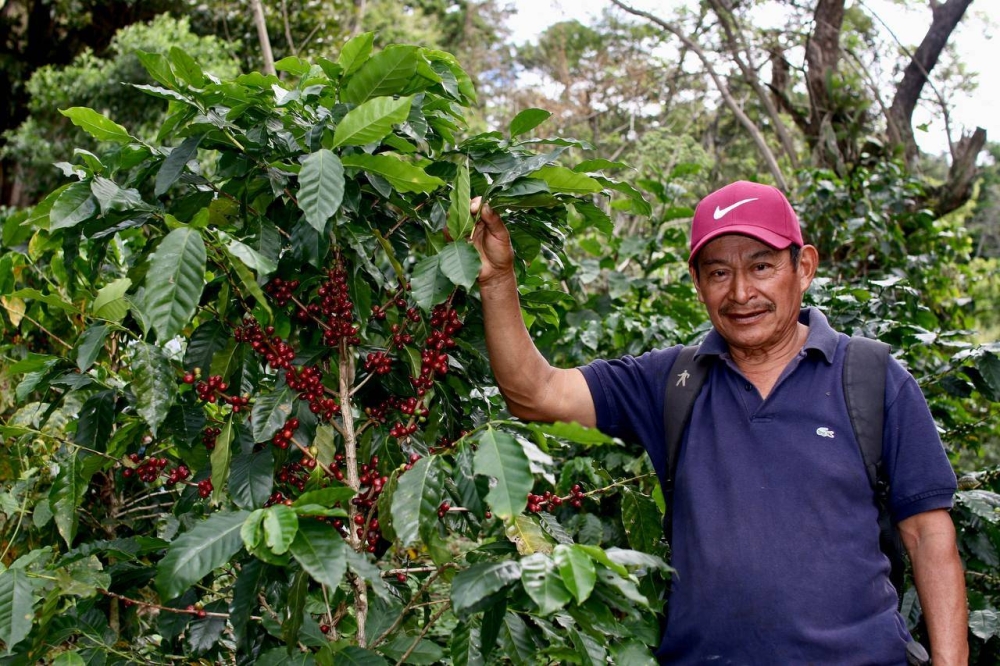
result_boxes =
[580,308,956,665]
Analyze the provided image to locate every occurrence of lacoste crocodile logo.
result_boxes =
[815,427,835,439]
[713,197,759,220]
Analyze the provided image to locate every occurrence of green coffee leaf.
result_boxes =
[438,241,481,290]
[144,227,206,342]
[337,32,375,76]
[509,108,551,138]
[390,456,444,547]
[50,181,97,231]
[411,254,451,312]
[451,561,521,621]
[447,159,472,240]
[298,149,345,233]
[343,45,419,104]
[473,428,532,520]
[341,153,445,193]
[156,511,249,600]
[263,504,299,555]
[289,519,347,589]
[553,544,597,604]
[0,567,36,653]
[519,553,571,616]
[251,386,295,443]
[60,107,133,144]
[332,96,412,148]
[131,341,176,437]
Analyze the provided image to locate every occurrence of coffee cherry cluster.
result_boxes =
[410,305,463,393]
[364,351,393,375]
[185,373,250,412]
[264,490,291,508]
[389,422,419,439]
[126,454,170,483]
[276,460,310,491]
[165,464,191,487]
[271,418,300,450]
[265,277,300,307]
[336,455,390,553]
[388,323,414,349]
[437,501,451,519]
[202,427,221,451]
[286,366,340,420]
[317,266,360,347]
[234,320,296,370]
[526,484,587,513]
[197,479,213,498]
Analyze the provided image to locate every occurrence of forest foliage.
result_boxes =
[0,1,998,664]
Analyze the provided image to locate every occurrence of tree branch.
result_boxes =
[610,0,788,190]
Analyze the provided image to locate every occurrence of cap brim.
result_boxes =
[689,226,795,263]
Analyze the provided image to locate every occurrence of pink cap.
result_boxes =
[689,181,803,262]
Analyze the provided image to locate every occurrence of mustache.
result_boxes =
[719,301,776,316]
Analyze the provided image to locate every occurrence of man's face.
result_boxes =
[690,235,817,355]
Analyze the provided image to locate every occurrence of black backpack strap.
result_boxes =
[662,345,714,543]
[843,337,906,601]
[843,336,890,489]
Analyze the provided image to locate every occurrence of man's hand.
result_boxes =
[471,197,514,285]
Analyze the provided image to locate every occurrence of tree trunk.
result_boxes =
[804,0,845,165]
[250,0,276,76]
[887,0,975,166]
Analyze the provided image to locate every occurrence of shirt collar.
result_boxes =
[696,307,838,364]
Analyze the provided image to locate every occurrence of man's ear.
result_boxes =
[798,245,819,292]
[689,264,705,303]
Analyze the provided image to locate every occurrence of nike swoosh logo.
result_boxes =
[713,197,759,220]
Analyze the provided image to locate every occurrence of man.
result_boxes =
[471,181,968,665]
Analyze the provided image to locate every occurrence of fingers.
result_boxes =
[471,196,503,230]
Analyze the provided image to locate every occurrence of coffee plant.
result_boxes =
[0,36,670,664]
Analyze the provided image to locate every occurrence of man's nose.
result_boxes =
[730,271,755,303]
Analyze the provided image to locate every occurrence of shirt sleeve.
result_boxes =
[578,345,681,481]
[882,359,957,523]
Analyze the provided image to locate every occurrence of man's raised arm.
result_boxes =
[471,198,595,426]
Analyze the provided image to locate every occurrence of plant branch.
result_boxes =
[394,601,451,666]
[370,562,457,648]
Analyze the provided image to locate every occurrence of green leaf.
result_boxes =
[210,417,234,504]
[298,149,345,233]
[223,246,272,323]
[263,504,299,555]
[450,561,521,621]
[610,641,657,665]
[519,420,617,446]
[410,254,451,312]
[223,233,278,277]
[343,45,419,104]
[534,166,602,194]
[519,553,571,615]
[450,623,484,666]
[473,428,532,520]
[447,159,472,240]
[251,385,295,443]
[509,109,552,137]
[553,544,597,604]
[75,324,109,371]
[136,50,177,88]
[168,46,207,87]
[73,390,116,451]
[60,107,133,144]
[969,609,1000,640]
[92,277,132,322]
[337,32,375,76]
[344,549,392,603]
[977,352,1000,402]
[184,321,230,373]
[229,447,274,510]
[390,456,444,547]
[331,646,388,665]
[155,135,202,197]
[0,568,36,653]
[50,451,90,547]
[131,341,176,437]
[50,181,97,231]
[231,558,264,649]
[341,154,445,193]
[576,545,628,576]
[438,241,481,291]
[332,96,412,148]
[292,487,355,509]
[505,515,553,555]
[289,519,348,589]
[144,227,206,341]
[156,510,249,600]
[621,488,664,554]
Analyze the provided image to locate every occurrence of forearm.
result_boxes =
[905,512,968,665]
[479,270,563,421]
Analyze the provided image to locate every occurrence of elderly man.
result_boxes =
[471,181,967,665]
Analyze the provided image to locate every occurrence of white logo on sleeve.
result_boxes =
[713,197,759,220]
[676,369,690,387]
[815,427,835,439]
